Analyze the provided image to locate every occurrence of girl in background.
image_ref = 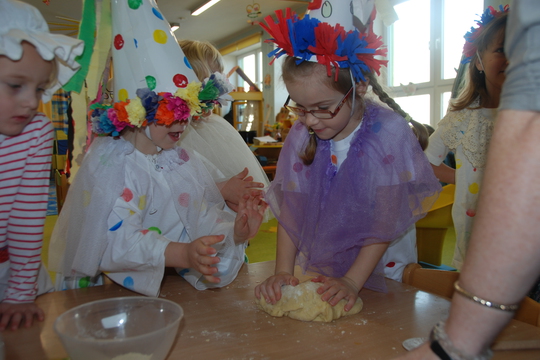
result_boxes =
[425,6,509,270]
[254,2,440,311]
[0,0,83,330]
[178,40,270,213]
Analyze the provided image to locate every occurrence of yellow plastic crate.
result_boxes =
[416,184,455,265]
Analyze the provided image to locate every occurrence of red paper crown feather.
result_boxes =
[308,22,348,81]
[260,8,295,64]
[358,30,388,76]
[308,0,323,10]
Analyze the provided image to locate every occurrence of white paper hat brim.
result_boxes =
[0,0,84,102]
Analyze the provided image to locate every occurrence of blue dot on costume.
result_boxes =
[178,269,189,277]
[152,7,164,20]
[109,220,123,231]
[184,57,192,69]
[372,121,382,133]
[123,276,134,289]
[134,38,138,48]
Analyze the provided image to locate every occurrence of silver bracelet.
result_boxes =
[430,320,493,360]
[454,281,520,312]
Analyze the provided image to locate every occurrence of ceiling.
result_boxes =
[23,0,309,48]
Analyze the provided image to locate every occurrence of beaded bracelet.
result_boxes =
[453,281,520,312]
[429,320,493,360]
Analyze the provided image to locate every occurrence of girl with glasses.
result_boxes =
[255,2,441,312]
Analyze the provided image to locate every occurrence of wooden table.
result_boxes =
[250,144,283,164]
[4,261,540,359]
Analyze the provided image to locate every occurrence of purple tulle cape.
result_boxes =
[265,102,441,291]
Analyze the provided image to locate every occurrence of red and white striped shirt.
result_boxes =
[0,113,53,303]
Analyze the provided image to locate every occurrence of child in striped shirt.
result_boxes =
[0,0,83,330]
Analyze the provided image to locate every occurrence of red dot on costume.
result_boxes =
[114,34,124,50]
[466,209,476,217]
[173,74,188,88]
[141,229,149,235]
[122,188,133,202]
[331,154,338,165]
[386,262,396,268]
[473,168,477,172]
[383,154,395,165]
[180,148,190,162]
[178,193,190,207]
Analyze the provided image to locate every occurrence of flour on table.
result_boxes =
[256,280,363,322]
[112,353,152,360]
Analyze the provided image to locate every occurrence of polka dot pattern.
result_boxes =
[114,34,124,50]
[178,193,190,207]
[78,277,91,288]
[468,182,479,194]
[123,276,134,289]
[180,148,190,162]
[371,121,382,133]
[111,0,198,101]
[83,190,91,207]
[148,226,162,234]
[293,162,303,173]
[109,220,123,231]
[173,74,189,88]
[153,29,168,44]
[122,188,134,202]
[145,75,156,90]
[138,195,146,210]
[466,209,476,217]
[118,88,129,102]
[382,154,395,165]
[152,7,163,20]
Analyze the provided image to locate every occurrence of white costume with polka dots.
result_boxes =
[49,137,246,296]
[425,101,497,269]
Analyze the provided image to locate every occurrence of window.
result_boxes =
[237,49,263,92]
[385,0,483,127]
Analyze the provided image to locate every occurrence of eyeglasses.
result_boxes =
[284,87,353,119]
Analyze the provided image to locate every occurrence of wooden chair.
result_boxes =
[403,263,540,327]
[402,263,459,299]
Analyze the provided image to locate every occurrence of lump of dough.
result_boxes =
[256,280,363,322]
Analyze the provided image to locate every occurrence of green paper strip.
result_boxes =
[63,0,96,93]
[86,0,112,100]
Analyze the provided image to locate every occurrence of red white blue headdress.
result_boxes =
[462,5,509,64]
[90,0,233,137]
[260,0,387,83]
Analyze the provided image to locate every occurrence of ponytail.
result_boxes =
[366,72,429,150]
[300,131,318,165]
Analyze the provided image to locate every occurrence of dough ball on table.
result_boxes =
[256,280,363,322]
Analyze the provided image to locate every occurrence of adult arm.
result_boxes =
[395,110,540,359]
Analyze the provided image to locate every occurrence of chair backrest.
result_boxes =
[402,263,540,327]
[515,296,540,327]
[402,263,459,299]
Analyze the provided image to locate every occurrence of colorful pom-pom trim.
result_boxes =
[91,72,234,136]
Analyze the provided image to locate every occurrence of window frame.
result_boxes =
[384,0,471,126]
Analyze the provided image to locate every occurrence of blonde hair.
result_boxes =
[282,57,428,165]
[450,12,508,111]
[178,39,224,81]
